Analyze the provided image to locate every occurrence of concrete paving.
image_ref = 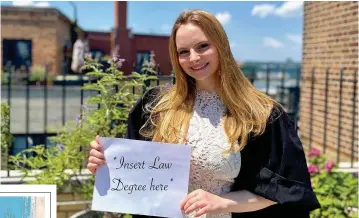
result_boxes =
[1,85,99,134]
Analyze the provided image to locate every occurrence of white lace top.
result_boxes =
[185,89,241,218]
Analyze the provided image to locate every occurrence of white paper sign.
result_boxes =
[91,137,191,218]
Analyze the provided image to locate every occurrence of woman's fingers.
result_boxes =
[87,163,97,175]
[95,135,101,144]
[184,201,206,215]
[88,156,105,166]
[90,140,103,151]
[87,136,106,175]
[195,206,209,217]
[180,190,199,210]
[89,148,105,160]
[183,197,199,212]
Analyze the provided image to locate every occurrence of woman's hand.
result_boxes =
[180,189,229,217]
[87,135,106,175]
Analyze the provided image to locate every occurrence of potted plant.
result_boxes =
[29,65,54,85]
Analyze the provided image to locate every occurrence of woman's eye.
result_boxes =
[179,50,189,55]
[198,43,209,49]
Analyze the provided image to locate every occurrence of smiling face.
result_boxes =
[175,23,220,91]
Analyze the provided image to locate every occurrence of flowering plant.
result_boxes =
[308,147,358,218]
[141,50,158,75]
[9,55,158,199]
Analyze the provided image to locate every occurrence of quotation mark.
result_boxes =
[171,178,173,182]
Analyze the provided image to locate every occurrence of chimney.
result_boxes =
[114,1,127,29]
[112,1,132,74]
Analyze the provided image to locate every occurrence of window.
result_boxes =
[135,51,151,73]
[2,39,32,69]
[90,49,105,62]
[10,136,34,156]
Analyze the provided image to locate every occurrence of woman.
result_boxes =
[87,9,320,218]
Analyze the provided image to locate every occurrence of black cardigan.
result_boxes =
[125,87,320,218]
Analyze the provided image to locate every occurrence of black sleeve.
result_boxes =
[232,106,320,217]
[125,92,144,140]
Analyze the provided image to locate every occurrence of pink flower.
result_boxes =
[308,147,321,158]
[325,161,335,173]
[111,56,125,69]
[308,164,320,175]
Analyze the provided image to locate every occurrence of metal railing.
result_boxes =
[1,63,314,177]
[306,67,358,167]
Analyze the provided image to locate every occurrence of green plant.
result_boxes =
[1,65,16,85]
[9,56,158,199]
[141,51,158,75]
[1,103,13,169]
[1,103,12,150]
[29,65,54,83]
[1,71,9,85]
[308,148,358,218]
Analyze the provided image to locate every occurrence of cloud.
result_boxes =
[287,34,302,44]
[215,11,231,25]
[34,2,50,7]
[12,1,50,7]
[12,0,33,6]
[263,37,283,48]
[251,4,276,18]
[275,1,303,18]
[251,1,303,18]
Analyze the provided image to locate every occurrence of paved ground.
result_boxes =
[2,85,101,134]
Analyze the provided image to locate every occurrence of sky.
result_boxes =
[1,1,304,62]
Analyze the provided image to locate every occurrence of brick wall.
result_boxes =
[0,6,72,76]
[300,2,358,163]
[87,31,112,55]
[133,34,172,75]
[117,28,134,75]
[56,15,71,76]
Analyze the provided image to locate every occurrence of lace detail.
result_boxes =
[185,89,241,218]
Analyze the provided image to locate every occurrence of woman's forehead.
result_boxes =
[176,23,209,49]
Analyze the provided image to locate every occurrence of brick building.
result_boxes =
[300,2,358,164]
[1,2,172,76]
[1,6,74,76]
[88,1,172,75]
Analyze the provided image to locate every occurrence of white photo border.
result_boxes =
[0,185,56,218]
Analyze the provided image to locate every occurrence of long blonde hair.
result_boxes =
[140,9,278,152]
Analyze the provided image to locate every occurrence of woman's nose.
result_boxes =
[189,50,201,62]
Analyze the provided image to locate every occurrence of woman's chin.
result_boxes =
[192,74,218,85]
[189,70,212,80]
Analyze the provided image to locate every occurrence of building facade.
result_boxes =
[1,6,73,76]
[1,2,172,76]
[88,1,172,75]
[300,1,358,164]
